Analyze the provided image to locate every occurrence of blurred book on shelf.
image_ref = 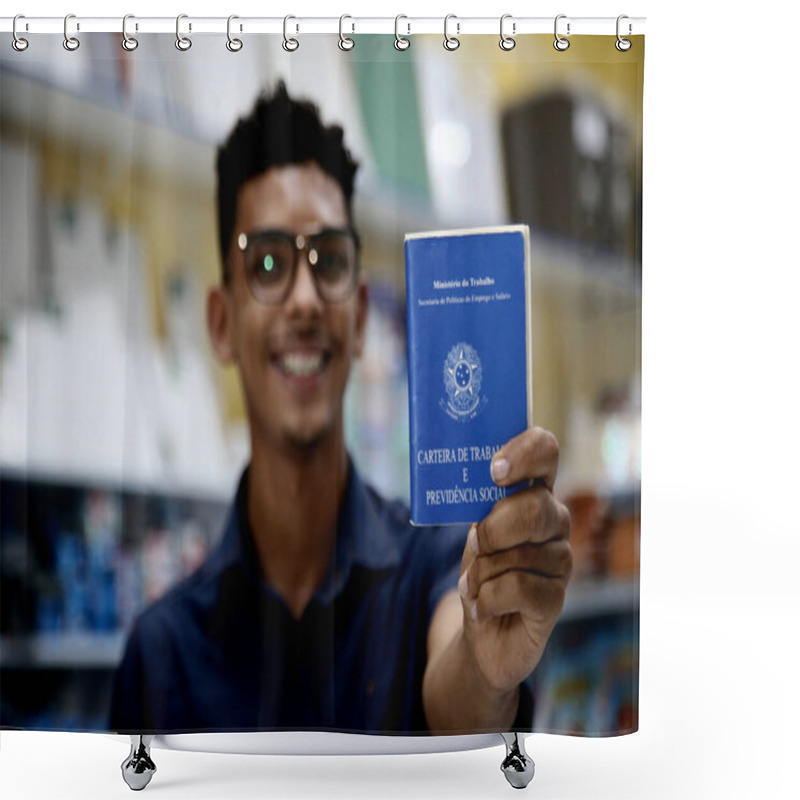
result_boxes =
[534,619,638,735]
[531,486,639,734]
[502,89,641,269]
[0,474,226,646]
[564,489,640,583]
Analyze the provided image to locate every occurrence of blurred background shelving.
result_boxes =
[0,632,127,668]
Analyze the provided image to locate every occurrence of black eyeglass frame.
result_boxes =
[228,226,361,305]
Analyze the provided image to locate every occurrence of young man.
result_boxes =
[110,83,572,735]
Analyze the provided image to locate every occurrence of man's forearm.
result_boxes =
[423,627,519,734]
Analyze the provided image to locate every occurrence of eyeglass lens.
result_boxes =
[244,231,356,303]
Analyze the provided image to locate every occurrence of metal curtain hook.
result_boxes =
[554,14,570,51]
[500,14,516,51]
[616,14,632,51]
[121,14,138,51]
[227,15,243,51]
[443,14,460,51]
[394,14,410,50]
[175,14,192,51]
[63,13,79,51]
[283,15,299,51]
[339,14,355,51]
[12,14,29,51]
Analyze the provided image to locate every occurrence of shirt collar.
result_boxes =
[206,459,401,604]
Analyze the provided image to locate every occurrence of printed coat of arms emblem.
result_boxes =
[441,342,487,421]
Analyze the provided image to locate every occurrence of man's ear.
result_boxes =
[353,280,369,358]
[207,284,236,365]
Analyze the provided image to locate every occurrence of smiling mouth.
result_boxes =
[276,351,331,378]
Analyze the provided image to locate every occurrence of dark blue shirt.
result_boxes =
[109,464,467,735]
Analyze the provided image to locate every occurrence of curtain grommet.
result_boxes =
[121,14,138,52]
[500,14,516,51]
[394,15,410,51]
[283,15,299,52]
[616,15,632,51]
[12,14,29,51]
[175,14,192,51]
[226,15,243,52]
[554,14,570,51]
[63,13,80,51]
[443,14,460,51]
[338,14,355,51]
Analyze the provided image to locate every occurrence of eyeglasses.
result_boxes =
[234,227,360,305]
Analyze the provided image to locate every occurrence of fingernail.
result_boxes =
[491,457,509,483]
[467,524,480,554]
[458,571,469,597]
[468,600,478,622]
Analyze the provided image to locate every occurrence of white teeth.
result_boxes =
[281,352,324,377]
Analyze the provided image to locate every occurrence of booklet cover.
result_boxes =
[405,225,533,525]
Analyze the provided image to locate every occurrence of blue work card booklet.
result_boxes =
[405,225,533,526]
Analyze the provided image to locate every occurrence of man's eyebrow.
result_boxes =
[313,226,355,235]
[240,225,354,236]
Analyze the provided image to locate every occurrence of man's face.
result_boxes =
[215,162,367,452]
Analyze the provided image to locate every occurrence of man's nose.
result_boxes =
[284,252,323,313]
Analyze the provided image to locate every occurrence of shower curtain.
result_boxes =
[0,24,644,741]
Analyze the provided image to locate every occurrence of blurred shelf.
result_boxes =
[2,68,640,300]
[0,632,125,669]
[0,463,233,504]
[531,232,641,301]
[605,486,640,514]
[0,67,214,188]
[560,578,639,622]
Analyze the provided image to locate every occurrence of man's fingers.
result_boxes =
[465,569,567,626]
[490,427,560,490]
[459,540,573,600]
[475,489,570,554]
[459,523,480,577]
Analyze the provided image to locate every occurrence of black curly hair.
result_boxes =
[216,81,359,279]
